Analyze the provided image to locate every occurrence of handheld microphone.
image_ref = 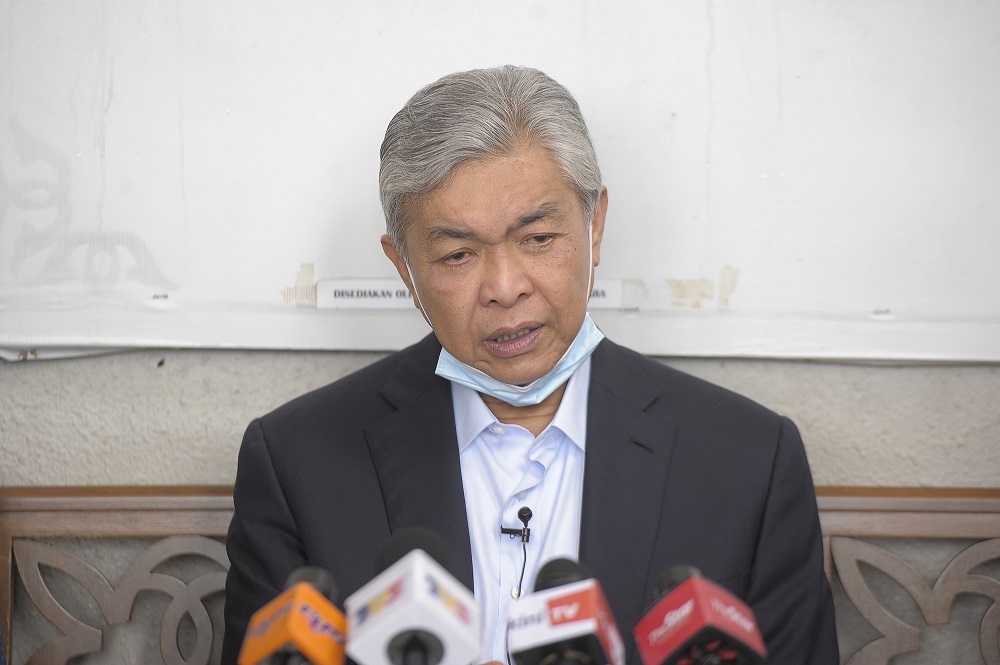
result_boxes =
[506,558,625,665]
[632,566,766,665]
[345,527,480,665]
[238,566,347,665]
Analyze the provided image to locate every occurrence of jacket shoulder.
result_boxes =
[259,333,442,430]
[593,338,783,427]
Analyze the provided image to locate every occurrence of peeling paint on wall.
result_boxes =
[718,265,739,309]
[667,278,715,308]
[280,263,316,307]
[665,265,739,310]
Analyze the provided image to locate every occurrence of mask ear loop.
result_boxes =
[405,260,435,330]
[586,223,595,302]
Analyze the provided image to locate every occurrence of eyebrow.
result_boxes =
[516,202,562,226]
[422,202,565,244]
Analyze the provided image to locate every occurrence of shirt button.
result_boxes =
[511,587,521,599]
[515,491,526,500]
[494,425,505,435]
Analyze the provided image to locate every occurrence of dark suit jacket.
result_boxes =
[222,334,838,664]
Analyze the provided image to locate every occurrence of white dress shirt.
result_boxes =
[452,358,590,664]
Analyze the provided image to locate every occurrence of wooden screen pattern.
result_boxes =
[13,536,228,665]
[831,536,1000,664]
[2,486,999,664]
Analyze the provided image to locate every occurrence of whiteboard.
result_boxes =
[2,1,999,361]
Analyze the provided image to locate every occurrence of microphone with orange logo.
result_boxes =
[238,566,347,665]
[506,558,625,665]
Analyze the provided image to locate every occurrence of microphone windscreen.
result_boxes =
[655,565,700,597]
[533,557,591,591]
[284,566,338,600]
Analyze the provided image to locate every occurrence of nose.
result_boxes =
[479,248,532,308]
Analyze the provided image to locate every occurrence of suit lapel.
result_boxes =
[362,335,678,615]
[364,335,475,590]
[581,340,677,639]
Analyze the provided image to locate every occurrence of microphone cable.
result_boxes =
[500,505,533,598]
[501,506,533,665]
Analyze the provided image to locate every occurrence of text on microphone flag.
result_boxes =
[632,576,766,665]
[238,581,347,665]
[426,573,474,624]
[352,578,405,628]
[546,588,591,625]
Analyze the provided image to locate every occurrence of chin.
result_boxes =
[481,354,556,387]
[498,367,548,387]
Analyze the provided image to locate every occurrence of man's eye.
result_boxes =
[444,250,471,263]
[527,235,554,246]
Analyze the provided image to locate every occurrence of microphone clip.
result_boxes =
[500,506,532,543]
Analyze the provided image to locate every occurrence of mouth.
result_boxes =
[493,327,533,343]
[486,324,542,358]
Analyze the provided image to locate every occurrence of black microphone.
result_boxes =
[506,558,625,665]
[632,566,767,665]
[501,506,533,543]
[345,527,480,665]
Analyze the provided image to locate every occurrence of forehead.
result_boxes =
[403,145,582,236]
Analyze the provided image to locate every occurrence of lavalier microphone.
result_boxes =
[500,505,532,543]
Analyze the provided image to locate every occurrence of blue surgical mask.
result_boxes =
[434,313,604,406]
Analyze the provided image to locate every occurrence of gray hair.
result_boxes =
[379,65,603,256]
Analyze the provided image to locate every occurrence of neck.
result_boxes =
[479,382,568,438]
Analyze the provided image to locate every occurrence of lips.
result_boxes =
[493,327,533,343]
[486,325,541,358]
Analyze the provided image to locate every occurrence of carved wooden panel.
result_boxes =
[13,536,228,665]
[0,485,234,661]
[831,537,1000,664]
[2,486,999,664]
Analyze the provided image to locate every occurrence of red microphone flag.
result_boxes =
[632,576,766,665]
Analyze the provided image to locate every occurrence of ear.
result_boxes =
[590,187,608,267]
[381,234,423,313]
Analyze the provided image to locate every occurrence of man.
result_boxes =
[223,66,838,664]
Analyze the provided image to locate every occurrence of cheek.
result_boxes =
[421,283,477,327]
[541,246,591,288]
[422,273,475,306]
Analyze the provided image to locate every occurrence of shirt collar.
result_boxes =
[452,357,591,452]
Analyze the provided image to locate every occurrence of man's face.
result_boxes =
[382,143,607,386]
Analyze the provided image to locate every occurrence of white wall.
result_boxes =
[3,0,1000,360]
